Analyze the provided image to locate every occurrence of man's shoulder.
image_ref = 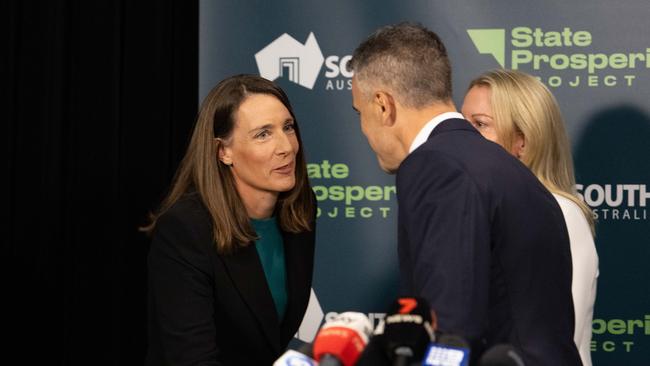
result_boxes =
[398,144,468,183]
[402,130,523,183]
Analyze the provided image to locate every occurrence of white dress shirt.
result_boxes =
[408,112,465,153]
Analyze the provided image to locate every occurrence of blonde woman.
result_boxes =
[142,75,316,365]
[462,69,598,366]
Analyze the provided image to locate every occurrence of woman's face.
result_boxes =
[219,93,299,200]
[462,85,525,158]
[461,85,500,144]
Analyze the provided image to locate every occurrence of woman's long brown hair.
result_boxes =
[141,75,315,253]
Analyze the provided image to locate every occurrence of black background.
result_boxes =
[6,1,198,364]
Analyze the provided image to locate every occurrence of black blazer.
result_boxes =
[146,193,315,365]
[396,119,581,365]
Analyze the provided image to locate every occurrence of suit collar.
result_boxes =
[428,118,479,139]
[409,112,464,153]
[280,230,313,342]
[219,229,313,353]
[220,244,282,352]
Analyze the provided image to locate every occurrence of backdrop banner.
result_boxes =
[200,1,650,364]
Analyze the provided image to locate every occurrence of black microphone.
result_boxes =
[356,333,391,366]
[479,344,526,366]
[382,297,435,366]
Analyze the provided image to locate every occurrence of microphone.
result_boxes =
[273,349,318,366]
[382,297,435,366]
[312,311,373,366]
[355,333,390,366]
[422,333,471,366]
[478,344,526,366]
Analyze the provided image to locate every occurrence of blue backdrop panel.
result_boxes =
[200,1,650,364]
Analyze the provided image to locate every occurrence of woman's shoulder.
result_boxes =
[149,193,216,272]
[154,192,212,240]
[161,192,207,220]
[552,193,590,227]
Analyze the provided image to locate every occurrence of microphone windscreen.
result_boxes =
[383,297,435,362]
[355,333,391,366]
[312,312,373,366]
[479,344,526,366]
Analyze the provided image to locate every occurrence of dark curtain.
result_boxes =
[6,0,198,364]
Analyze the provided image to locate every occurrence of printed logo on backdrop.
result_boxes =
[591,314,650,353]
[256,33,353,91]
[468,27,650,88]
[255,33,324,89]
[308,160,396,219]
[294,288,387,342]
[295,288,324,342]
[576,183,648,221]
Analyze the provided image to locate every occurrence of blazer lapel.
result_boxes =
[280,229,315,343]
[220,244,282,353]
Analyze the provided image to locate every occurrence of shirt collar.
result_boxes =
[408,112,465,153]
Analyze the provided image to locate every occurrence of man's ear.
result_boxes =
[216,138,233,166]
[374,91,397,127]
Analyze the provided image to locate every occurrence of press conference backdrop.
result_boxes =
[199,1,650,364]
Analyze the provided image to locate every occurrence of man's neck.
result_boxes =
[398,101,458,152]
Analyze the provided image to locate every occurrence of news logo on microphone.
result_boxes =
[383,297,436,365]
[312,311,373,366]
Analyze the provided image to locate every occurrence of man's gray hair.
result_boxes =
[349,22,452,109]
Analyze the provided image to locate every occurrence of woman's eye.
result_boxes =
[255,130,270,139]
[284,123,295,132]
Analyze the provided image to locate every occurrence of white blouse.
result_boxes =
[554,194,599,366]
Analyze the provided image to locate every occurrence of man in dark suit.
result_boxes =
[349,22,581,365]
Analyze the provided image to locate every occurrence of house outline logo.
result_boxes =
[295,288,324,342]
[255,32,325,89]
[467,28,506,67]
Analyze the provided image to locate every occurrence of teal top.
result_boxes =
[251,216,287,321]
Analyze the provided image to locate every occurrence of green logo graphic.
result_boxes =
[308,160,395,219]
[467,29,506,67]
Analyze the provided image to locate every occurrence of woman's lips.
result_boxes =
[274,162,294,174]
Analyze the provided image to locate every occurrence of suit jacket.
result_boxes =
[146,193,315,365]
[396,118,581,365]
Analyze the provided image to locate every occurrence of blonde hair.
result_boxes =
[469,69,595,234]
[141,75,315,253]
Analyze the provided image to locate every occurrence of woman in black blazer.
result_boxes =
[143,75,317,365]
